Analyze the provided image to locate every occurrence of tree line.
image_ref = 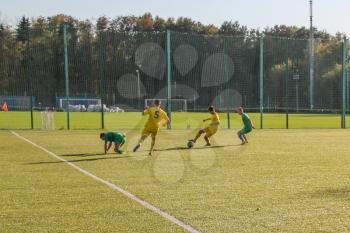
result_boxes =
[0,13,348,111]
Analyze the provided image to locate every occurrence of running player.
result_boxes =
[189,106,220,146]
[133,99,170,156]
[100,132,126,154]
[237,107,254,145]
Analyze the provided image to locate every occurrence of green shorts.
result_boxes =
[239,128,252,135]
[114,134,125,145]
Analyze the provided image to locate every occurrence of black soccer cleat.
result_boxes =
[133,144,140,152]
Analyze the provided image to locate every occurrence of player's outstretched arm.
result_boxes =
[203,117,211,122]
[250,120,255,129]
[105,141,112,154]
[142,106,149,115]
[162,115,170,127]
[104,142,108,154]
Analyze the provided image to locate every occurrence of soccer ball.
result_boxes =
[187,140,194,148]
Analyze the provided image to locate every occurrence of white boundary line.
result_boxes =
[11,131,201,233]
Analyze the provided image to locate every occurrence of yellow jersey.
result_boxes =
[204,112,220,136]
[144,107,168,129]
[210,112,220,125]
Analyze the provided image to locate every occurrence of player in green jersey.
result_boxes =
[237,107,254,145]
[100,132,126,154]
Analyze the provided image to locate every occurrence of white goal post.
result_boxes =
[144,99,187,112]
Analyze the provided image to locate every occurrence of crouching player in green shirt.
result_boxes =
[100,132,126,154]
[237,107,254,145]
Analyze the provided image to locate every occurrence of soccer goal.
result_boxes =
[144,99,187,112]
[0,96,34,111]
[40,111,55,130]
[57,97,101,111]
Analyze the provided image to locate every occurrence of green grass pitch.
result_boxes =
[2,129,350,232]
[0,111,349,129]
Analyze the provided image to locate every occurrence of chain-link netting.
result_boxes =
[0,29,32,129]
[0,27,348,129]
[66,27,101,129]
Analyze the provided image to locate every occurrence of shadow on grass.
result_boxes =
[60,153,106,157]
[27,144,242,164]
[154,144,240,152]
[309,187,350,199]
[26,155,130,165]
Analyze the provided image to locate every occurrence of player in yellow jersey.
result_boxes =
[133,99,170,156]
[189,106,220,146]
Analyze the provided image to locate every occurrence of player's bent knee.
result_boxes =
[199,129,205,134]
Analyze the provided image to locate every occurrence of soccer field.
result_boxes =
[2,129,350,232]
[0,111,349,129]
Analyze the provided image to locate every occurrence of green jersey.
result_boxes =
[242,113,252,130]
[103,132,125,144]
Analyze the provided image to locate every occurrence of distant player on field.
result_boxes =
[189,106,220,146]
[133,99,170,156]
[100,132,126,154]
[237,107,254,145]
[2,101,8,112]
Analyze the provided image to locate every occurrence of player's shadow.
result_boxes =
[26,155,129,165]
[60,153,105,157]
[155,145,236,152]
[309,187,350,199]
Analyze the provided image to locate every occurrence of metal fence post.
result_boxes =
[341,37,347,129]
[285,39,289,129]
[63,24,70,130]
[259,35,264,129]
[27,28,34,129]
[166,30,172,129]
[98,32,105,129]
[227,112,231,129]
[223,36,229,112]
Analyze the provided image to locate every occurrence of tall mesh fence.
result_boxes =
[66,27,101,129]
[101,32,166,111]
[0,29,32,128]
[0,27,348,129]
[171,32,259,111]
[30,28,67,129]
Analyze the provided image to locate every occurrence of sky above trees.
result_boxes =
[1,0,350,36]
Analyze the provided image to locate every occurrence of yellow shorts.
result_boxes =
[204,126,218,138]
[142,126,159,137]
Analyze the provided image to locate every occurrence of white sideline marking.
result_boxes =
[11,131,201,233]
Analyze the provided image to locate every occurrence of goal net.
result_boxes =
[144,99,187,112]
[40,111,55,130]
[0,96,34,111]
[57,97,101,111]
